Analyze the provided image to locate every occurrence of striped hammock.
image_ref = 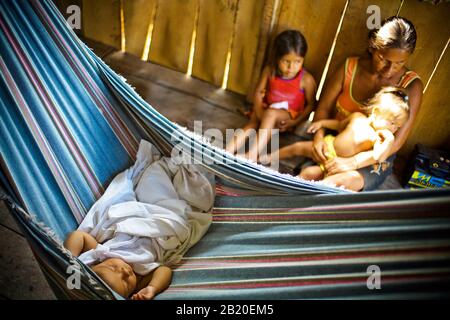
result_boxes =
[1,0,449,299]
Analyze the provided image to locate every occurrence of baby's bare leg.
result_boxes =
[299,165,324,180]
[64,230,98,256]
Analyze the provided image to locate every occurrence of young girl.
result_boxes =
[226,29,316,161]
[263,87,410,191]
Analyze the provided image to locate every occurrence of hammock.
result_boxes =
[1,0,449,299]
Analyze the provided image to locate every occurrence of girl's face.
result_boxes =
[277,52,304,79]
[371,48,410,79]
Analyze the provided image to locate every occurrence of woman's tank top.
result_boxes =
[335,57,420,120]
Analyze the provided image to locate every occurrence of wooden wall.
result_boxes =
[59,0,450,155]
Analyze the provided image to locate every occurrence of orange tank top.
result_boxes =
[335,57,420,120]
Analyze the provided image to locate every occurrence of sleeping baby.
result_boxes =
[64,140,215,299]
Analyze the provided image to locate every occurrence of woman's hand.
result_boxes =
[324,156,357,175]
[312,133,328,163]
[131,286,157,300]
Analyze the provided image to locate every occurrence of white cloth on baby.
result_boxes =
[77,140,215,275]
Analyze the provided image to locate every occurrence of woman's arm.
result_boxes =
[389,79,423,155]
[312,62,345,162]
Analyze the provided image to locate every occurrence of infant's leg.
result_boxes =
[299,165,324,180]
[64,230,98,257]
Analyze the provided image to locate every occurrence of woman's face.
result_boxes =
[371,48,411,79]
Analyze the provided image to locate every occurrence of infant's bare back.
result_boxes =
[334,116,377,158]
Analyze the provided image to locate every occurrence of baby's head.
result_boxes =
[271,29,308,79]
[91,258,137,298]
[366,86,410,133]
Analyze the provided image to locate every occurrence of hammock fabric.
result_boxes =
[1,0,449,299]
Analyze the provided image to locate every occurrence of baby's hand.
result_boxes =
[307,121,322,134]
[131,286,157,300]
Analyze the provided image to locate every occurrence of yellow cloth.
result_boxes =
[319,134,337,173]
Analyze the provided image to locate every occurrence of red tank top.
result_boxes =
[265,69,306,119]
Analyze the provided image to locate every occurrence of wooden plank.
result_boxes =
[226,0,265,95]
[327,0,401,77]
[149,0,198,72]
[397,0,450,85]
[244,0,279,101]
[192,0,238,87]
[123,0,157,58]
[82,0,121,49]
[274,0,348,84]
[401,43,450,156]
[0,225,56,299]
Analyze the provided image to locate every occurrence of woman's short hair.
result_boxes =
[368,16,417,53]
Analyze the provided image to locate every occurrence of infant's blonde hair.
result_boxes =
[365,86,410,128]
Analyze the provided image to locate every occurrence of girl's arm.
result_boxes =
[132,266,173,300]
[312,62,345,162]
[253,66,271,121]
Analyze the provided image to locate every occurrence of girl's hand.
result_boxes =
[277,119,296,132]
[307,121,323,134]
[324,157,357,175]
[131,286,157,300]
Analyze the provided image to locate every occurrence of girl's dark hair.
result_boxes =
[368,16,417,53]
[270,30,308,70]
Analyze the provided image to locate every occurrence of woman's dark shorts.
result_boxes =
[358,154,396,191]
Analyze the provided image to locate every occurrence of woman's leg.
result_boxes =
[323,170,364,191]
[225,113,259,154]
[246,109,290,161]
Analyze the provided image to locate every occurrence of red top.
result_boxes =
[265,69,306,119]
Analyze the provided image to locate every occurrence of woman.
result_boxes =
[310,16,423,191]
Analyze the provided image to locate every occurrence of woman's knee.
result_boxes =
[324,171,364,191]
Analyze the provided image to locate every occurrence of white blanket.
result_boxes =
[78,140,214,275]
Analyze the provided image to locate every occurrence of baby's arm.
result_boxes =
[132,266,173,300]
[373,129,395,162]
[64,230,98,257]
